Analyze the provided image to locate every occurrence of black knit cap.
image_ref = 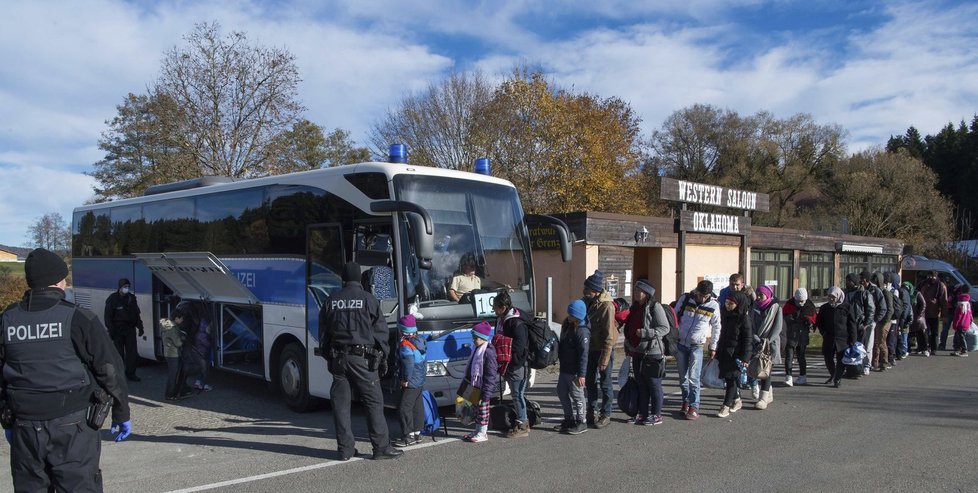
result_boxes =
[25,248,68,288]
[342,261,361,282]
[118,278,131,289]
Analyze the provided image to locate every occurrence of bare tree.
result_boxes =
[27,213,71,254]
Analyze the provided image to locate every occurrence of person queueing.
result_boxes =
[1,248,132,492]
[582,270,618,429]
[673,280,722,421]
[782,288,817,386]
[394,314,427,447]
[716,291,753,417]
[624,279,670,426]
[950,284,972,357]
[751,285,782,410]
[555,300,590,435]
[461,322,498,443]
[319,261,402,461]
[161,309,194,401]
[104,278,145,381]
[817,287,858,388]
[917,271,947,356]
[492,291,530,438]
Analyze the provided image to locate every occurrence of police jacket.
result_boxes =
[319,281,389,357]
[1,287,131,422]
[104,291,143,331]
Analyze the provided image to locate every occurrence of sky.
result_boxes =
[1,0,976,248]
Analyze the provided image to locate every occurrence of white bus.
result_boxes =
[71,151,571,410]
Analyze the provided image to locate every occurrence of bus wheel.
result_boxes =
[278,343,314,412]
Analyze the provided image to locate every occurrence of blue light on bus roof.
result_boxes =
[389,143,408,164]
[475,158,490,175]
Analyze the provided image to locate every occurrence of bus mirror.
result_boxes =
[525,214,572,262]
[407,212,434,269]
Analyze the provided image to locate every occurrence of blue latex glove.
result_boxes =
[4,429,11,444]
[111,420,132,442]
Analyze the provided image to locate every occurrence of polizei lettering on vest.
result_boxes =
[331,299,364,310]
[5,322,64,342]
[677,180,723,206]
[692,212,741,234]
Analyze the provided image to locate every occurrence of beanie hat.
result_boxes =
[398,314,417,334]
[794,288,808,303]
[472,321,492,341]
[342,261,361,282]
[24,248,68,289]
[584,270,605,293]
[635,279,655,298]
[567,300,587,322]
[118,278,131,289]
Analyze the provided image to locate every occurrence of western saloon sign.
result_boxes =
[661,177,769,236]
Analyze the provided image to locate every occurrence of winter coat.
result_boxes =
[845,286,875,339]
[623,300,670,358]
[817,301,858,353]
[161,318,187,358]
[866,282,889,325]
[952,293,973,331]
[918,277,949,318]
[463,343,498,399]
[558,319,590,378]
[716,292,753,379]
[752,301,783,365]
[398,334,427,389]
[783,298,817,348]
[585,291,618,368]
[675,292,722,350]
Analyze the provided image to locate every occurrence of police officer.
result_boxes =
[104,277,145,381]
[1,248,132,492]
[319,261,402,461]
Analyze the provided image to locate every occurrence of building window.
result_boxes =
[870,254,898,275]
[840,253,869,279]
[750,249,793,301]
[799,252,834,301]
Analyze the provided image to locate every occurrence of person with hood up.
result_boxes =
[817,287,858,387]
[782,288,817,386]
[716,291,753,418]
[918,271,948,356]
[750,285,782,410]
[950,284,973,357]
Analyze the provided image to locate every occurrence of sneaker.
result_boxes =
[730,399,743,413]
[633,415,647,425]
[718,406,731,418]
[392,437,414,448]
[553,418,573,433]
[565,422,588,435]
[951,351,962,357]
[923,350,930,357]
[648,415,663,426]
[194,383,213,392]
[594,414,611,429]
[680,402,689,414]
[862,367,871,376]
[463,433,488,443]
[685,407,699,421]
[796,375,807,385]
[785,375,793,387]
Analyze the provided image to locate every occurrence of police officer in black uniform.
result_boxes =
[1,248,132,492]
[104,277,145,381]
[319,261,402,461]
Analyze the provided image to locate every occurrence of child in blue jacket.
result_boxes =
[394,315,427,447]
[556,300,590,435]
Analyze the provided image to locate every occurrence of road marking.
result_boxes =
[164,437,460,492]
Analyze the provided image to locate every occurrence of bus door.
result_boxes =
[132,252,262,376]
[306,224,346,397]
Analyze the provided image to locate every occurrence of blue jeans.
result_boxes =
[899,330,909,356]
[585,351,614,416]
[675,344,703,410]
[506,366,528,423]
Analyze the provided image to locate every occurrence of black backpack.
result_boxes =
[526,318,559,369]
[659,302,680,356]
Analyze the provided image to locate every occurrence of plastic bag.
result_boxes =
[701,359,724,389]
[617,376,639,417]
[966,323,978,353]
[455,401,475,427]
[617,356,631,389]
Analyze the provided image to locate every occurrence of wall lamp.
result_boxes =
[635,226,649,243]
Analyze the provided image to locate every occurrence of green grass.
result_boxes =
[0,261,25,277]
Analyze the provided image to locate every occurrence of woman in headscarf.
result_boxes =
[782,288,817,386]
[751,285,783,410]
[817,287,858,388]
[715,291,753,417]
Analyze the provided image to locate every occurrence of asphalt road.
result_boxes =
[2,349,976,493]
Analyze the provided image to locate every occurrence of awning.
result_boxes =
[837,242,884,254]
[132,252,260,305]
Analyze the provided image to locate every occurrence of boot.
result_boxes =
[755,390,772,410]
[505,420,529,438]
[464,424,488,443]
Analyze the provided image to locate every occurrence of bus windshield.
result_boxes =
[394,175,532,319]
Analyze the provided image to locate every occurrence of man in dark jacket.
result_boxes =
[582,270,617,429]
[2,248,132,492]
[918,271,948,356]
[845,273,874,357]
[319,261,401,461]
[866,272,892,372]
[817,286,858,388]
[104,278,144,381]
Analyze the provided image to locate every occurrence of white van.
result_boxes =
[900,255,978,300]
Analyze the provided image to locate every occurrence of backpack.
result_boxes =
[613,297,630,327]
[659,302,680,356]
[888,286,903,323]
[420,390,448,439]
[526,318,559,370]
[489,399,542,431]
[492,333,513,376]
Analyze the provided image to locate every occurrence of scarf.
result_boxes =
[468,342,488,387]
[756,285,775,310]
[828,286,845,307]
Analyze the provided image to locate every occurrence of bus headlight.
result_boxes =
[425,361,448,377]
